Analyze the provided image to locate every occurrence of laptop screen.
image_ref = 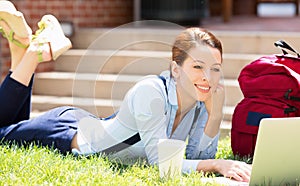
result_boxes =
[249,117,300,185]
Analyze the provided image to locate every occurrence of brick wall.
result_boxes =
[0,0,133,77]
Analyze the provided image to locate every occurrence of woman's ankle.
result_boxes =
[27,40,52,63]
[10,46,27,71]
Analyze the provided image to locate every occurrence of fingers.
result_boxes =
[216,83,225,94]
[212,83,225,108]
[224,162,252,182]
[212,81,225,95]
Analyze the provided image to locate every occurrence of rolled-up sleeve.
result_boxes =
[182,159,201,174]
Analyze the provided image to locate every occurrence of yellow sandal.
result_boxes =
[0,0,32,46]
[34,14,72,61]
[0,21,28,48]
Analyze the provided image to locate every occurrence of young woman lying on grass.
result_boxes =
[0,0,251,182]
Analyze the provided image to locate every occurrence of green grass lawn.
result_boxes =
[0,137,246,185]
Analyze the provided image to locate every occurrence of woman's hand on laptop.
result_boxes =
[197,159,252,182]
[216,159,252,182]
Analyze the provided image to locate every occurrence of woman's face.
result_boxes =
[174,45,222,102]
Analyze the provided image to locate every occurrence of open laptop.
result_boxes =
[249,117,300,185]
[201,117,300,186]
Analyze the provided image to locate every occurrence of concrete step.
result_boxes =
[222,53,259,79]
[33,72,139,100]
[33,72,243,107]
[224,79,243,107]
[224,105,235,121]
[215,30,300,55]
[70,28,178,51]
[54,49,170,75]
[70,28,300,54]
[31,95,122,118]
[54,49,260,79]
[220,120,232,139]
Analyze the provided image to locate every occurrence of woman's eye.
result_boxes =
[211,67,220,72]
[193,65,203,69]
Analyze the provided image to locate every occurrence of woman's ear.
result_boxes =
[171,61,179,78]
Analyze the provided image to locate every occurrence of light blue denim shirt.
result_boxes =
[76,70,220,174]
[160,71,220,173]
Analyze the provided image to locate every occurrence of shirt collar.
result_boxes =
[159,70,178,107]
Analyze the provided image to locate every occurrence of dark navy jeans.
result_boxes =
[0,73,90,154]
[0,72,33,126]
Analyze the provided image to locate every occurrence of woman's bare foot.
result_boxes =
[0,19,30,71]
[10,39,52,86]
[27,39,52,64]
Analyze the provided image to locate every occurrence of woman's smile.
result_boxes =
[195,84,210,93]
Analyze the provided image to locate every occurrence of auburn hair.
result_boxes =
[172,27,223,66]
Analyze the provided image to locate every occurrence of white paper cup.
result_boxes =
[157,139,185,179]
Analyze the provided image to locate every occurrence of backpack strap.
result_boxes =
[158,75,168,96]
[284,107,298,115]
[190,105,201,131]
[274,40,300,58]
[284,89,300,102]
[101,133,141,154]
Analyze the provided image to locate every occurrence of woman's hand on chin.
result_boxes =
[204,83,225,119]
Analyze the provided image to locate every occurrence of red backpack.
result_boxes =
[231,40,300,157]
